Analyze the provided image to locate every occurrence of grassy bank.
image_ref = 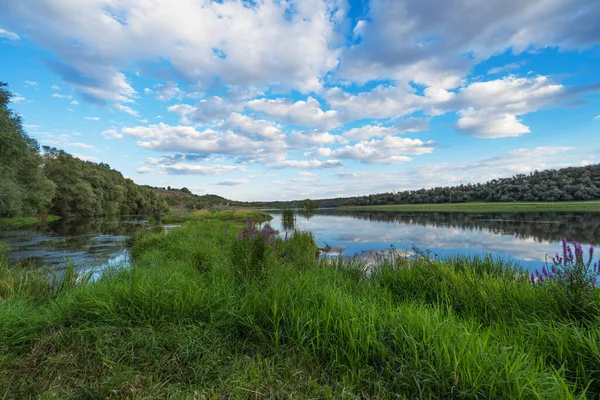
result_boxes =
[0,215,60,229]
[342,200,600,212]
[1,213,600,398]
[160,209,272,224]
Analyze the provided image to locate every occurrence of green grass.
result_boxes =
[160,209,273,224]
[1,217,599,398]
[0,215,61,228]
[342,200,600,212]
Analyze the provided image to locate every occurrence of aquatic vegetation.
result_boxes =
[282,208,295,230]
[1,219,600,398]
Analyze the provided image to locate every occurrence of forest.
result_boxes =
[0,83,167,218]
[248,164,600,209]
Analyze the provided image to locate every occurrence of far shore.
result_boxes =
[340,200,600,212]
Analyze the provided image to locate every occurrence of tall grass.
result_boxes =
[1,215,599,398]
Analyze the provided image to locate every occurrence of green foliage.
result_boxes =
[282,208,295,230]
[3,220,600,397]
[298,198,318,210]
[42,147,168,217]
[0,82,55,217]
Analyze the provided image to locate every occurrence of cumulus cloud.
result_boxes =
[25,80,38,87]
[310,136,436,164]
[52,93,72,99]
[70,100,79,105]
[246,97,340,128]
[118,123,287,160]
[339,0,600,85]
[453,75,564,137]
[85,116,100,121]
[1,0,341,101]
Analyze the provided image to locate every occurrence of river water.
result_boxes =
[2,210,600,273]
[268,210,600,271]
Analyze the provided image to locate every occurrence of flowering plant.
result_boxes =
[531,238,598,319]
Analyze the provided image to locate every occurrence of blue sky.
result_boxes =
[1,0,599,201]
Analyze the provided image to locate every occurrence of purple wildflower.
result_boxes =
[530,273,535,285]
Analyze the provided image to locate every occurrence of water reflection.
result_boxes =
[269,210,600,270]
[1,216,162,270]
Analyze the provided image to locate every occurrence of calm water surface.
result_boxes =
[3,210,600,273]
[269,210,600,271]
[1,217,173,277]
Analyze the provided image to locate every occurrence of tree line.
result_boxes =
[0,82,167,218]
[341,166,600,206]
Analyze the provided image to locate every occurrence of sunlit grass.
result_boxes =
[1,218,599,398]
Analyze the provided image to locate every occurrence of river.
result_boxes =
[2,210,600,273]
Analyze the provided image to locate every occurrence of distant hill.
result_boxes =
[148,187,253,210]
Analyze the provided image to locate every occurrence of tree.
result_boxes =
[0,82,55,217]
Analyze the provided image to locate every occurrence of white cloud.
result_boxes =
[343,118,429,141]
[74,154,99,162]
[71,142,94,149]
[0,28,20,40]
[453,75,564,138]
[488,62,522,75]
[85,116,100,121]
[136,166,155,174]
[168,97,239,124]
[310,136,436,164]
[215,179,248,186]
[70,100,79,105]
[162,164,244,175]
[52,93,72,99]
[101,128,123,139]
[114,103,140,117]
[247,97,340,128]
[594,115,600,121]
[11,96,26,103]
[51,84,61,90]
[339,0,600,85]
[456,109,529,138]
[269,159,344,169]
[155,81,184,102]
[288,130,346,149]
[119,123,287,160]
[219,113,286,141]
[25,80,38,87]
[144,88,153,95]
[1,0,341,102]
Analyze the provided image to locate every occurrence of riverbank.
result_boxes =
[1,211,599,398]
[341,200,600,212]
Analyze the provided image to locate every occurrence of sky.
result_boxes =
[1,0,599,202]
